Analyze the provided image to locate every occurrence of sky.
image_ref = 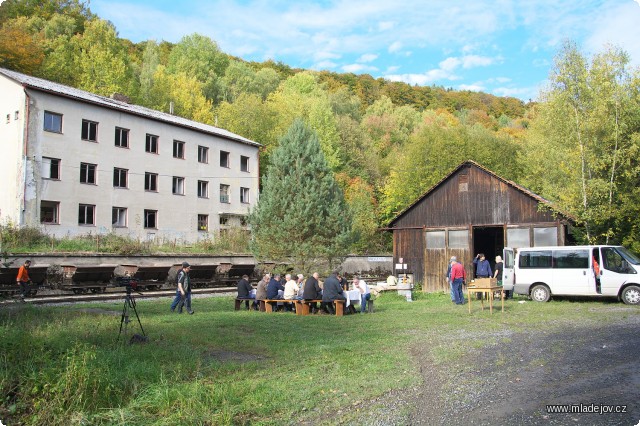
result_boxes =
[90,0,640,101]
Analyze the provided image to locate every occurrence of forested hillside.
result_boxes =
[2,0,639,253]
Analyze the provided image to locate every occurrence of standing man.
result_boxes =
[16,260,32,300]
[170,262,194,314]
[450,258,466,305]
[473,253,492,300]
[445,256,457,303]
[494,256,506,299]
[353,276,371,313]
[236,274,256,310]
[322,271,346,314]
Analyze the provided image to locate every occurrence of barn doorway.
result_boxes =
[472,226,504,272]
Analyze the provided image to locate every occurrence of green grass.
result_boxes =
[1,293,637,425]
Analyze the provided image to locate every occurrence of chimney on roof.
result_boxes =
[110,93,130,104]
[169,101,174,115]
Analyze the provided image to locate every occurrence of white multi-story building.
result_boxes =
[0,68,260,243]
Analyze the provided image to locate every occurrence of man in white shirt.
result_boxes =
[353,276,371,313]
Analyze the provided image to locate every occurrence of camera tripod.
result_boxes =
[117,286,146,342]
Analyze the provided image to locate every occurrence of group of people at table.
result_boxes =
[237,271,371,314]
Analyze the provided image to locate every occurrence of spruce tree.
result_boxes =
[249,118,351,272]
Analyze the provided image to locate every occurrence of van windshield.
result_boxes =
[616,247,640,265]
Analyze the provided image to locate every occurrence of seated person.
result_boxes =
[321,271,346,314]
[283,273,299,311]
[303,272,323,313]
[236,274,256,309]
[266,273,285,311]
[255,273,270,302]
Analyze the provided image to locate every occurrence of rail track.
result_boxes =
[0,286,236,306]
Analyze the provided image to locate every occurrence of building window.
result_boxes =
[240,155,249,172]
[533,227,558,246]
[448,229,469,249]
[198,145,208,163]
[78,204,95,225]
[41,157,60,180]
[173,140,185,159]
[112,207,127,227]
[145,172,158,192]
[146,134,158,153]
[507,228,530,248]
[220,184,230,203]
[198,214,208,231]
[15,111,19,120]
[80,162,97,184]
[81,119,98,141]
[5,114,9,124]
[115,127,129,148]
[220,150,229,168]
[219,215,228,225]
[240,187,250,204]
[144,209,157,229]
[425,230,445,249]
[172,176,185,195]
[40,201,59,224]
[113,168,128,188]
[44,111,62,133]
[197,180,208,198]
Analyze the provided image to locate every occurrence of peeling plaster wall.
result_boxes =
[0,77,27,225]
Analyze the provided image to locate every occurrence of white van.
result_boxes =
[502,245,640,305]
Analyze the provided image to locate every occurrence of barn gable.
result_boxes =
[387,160,573,292]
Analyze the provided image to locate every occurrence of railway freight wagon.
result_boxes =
[0,265,49,296]
[1,262,257,296]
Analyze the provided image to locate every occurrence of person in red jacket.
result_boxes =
[450,258,466,305]
[16,260,32,300]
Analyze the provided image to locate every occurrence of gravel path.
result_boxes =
[410,316,640,425]
[346,313,640,426]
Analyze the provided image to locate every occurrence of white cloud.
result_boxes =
[461,55,498,68]
[385,65,400,73]
[313,61,338,70]
[493,86,538,100]
[358,53,379,63]
[458,84,486,92]
[378,21,395,31]
[583,2,640,66]
[342,63,379,73]
[388,41,402,53]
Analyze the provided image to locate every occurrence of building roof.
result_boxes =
[387,160,575,227]
[0,68,260,148]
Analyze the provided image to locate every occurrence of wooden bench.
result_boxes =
[259,299,346,315]
[296,299,346,316]
[234,298,254,311]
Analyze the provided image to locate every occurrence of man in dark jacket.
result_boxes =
[303,272,323,313]
[236,274,256,309]
[322,271,345,314]
[266,273,284,311]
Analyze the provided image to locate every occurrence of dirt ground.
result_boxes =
[405,314,640,425]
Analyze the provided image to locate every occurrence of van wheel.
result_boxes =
[621,285,640,305]
[530,285,550,302]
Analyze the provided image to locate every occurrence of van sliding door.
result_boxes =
[551,249,590,295]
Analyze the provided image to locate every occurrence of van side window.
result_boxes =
[553,250,589,269]
[519,250,552,268]
[602,248,632,273]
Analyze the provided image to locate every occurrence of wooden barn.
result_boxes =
[387,160,574,292]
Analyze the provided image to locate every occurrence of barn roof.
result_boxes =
[387,160,575,227]
[0,67,260,148]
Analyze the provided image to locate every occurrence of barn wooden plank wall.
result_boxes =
[389,162,572,292]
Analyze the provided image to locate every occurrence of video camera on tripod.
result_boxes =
[113,275,146,343]
[112,275,140,292]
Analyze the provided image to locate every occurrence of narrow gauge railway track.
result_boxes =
[0,287,236,305]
